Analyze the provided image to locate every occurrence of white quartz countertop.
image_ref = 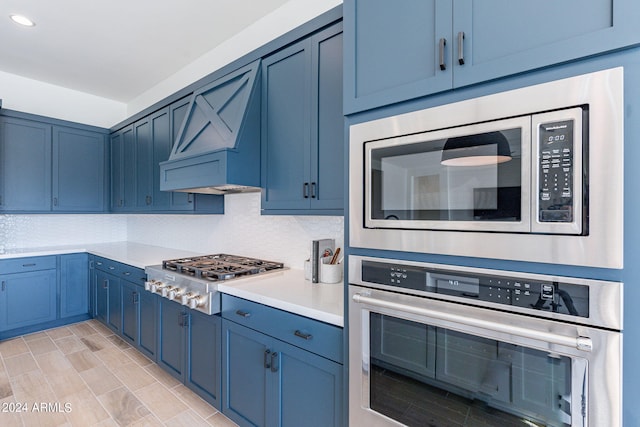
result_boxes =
[217,269,343,326]
[0,242,344,327]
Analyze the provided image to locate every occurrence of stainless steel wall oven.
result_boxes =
[349,67,624,268]
[348,255,622,427]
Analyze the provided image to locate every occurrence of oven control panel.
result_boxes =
[362,260,589,318]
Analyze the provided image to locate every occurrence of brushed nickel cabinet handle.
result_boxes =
[458,31,465,65]
[235,310,251,318]
[294,330,313,340]
[439,38,447,70]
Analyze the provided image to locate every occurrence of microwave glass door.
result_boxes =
[365,116,531,232]
[369,312,582,427]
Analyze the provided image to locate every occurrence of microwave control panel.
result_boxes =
[361,260,589,318]
[538,119,575,223]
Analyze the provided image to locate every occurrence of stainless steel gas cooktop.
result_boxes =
[145,254,285,315]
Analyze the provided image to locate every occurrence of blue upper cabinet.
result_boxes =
[110,99,224,214]
[0,116,52,211]
[261,22,344,215]
[110,125,135,212]
[53,126,107,212]
[344,0,640,114]
[0,114,108,213]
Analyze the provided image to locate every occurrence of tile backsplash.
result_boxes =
[0,214,127,251]
[127,193,344,269]
[0,193,344,269]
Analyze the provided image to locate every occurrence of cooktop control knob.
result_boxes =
[180,292,193,306]
[150,281,164,293]
[189,295,205,310]
[168,287,183,300]
[161,286,173,298]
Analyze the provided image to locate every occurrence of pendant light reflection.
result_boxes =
[441,131,512,166]
[10,14,36,27]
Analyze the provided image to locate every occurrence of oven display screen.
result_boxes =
[435,276,479,296]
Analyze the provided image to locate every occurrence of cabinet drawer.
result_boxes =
[0,256,56,274]
[222,294,343,363]
[119,265,146,286]
[93,256,122,275]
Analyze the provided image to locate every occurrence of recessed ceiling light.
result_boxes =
[10,14,35,27]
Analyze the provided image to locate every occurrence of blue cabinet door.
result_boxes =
[95,270,109,324]
[343,0,452,114]
[222,319,269,427]
[134,118,153,210]
[187,311,222,408]
[52,126,107,212]
[311,24,344,212]
[261,39,312,211]
[166,99,196,211]
[0,116,52,211]
[158,298,186,381]
[107,275,121,333]
[110,125,135,211]
[121,280,139,345]
[277,339,343,427]
[59,253,89,318]
[150,107,172,210]
[0,270,57,331]
[452,0,640,88]
[139,290,158,361]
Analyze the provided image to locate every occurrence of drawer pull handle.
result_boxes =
[236,310,251,318]
[108,266,116,270]
[22,263,36,267]
[102,279,108,289]
[294,330,313,340]
[1,281,5,292]
[122,271,131,276]
[270,352,279,372]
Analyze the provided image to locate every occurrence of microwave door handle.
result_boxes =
[352,293,593,352]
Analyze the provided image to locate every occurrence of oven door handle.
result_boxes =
[352,293,593,352]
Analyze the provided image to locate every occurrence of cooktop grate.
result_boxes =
[162,254,284,281]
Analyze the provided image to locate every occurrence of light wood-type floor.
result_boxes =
[0,319,238,427]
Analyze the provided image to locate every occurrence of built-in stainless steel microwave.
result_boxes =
[349,68,624,268]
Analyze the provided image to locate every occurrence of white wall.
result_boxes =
[127,0,342,116]
[0,70,127,128]
[127,193,343,269]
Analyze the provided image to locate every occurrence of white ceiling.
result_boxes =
[0,0,290,102]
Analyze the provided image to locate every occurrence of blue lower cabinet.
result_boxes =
[107,276,121,333]
[121,279,158,361]
[59,253,89,318]
[0,269,57,331]
[159,298,187,379]
[138,290,158,360]
[158,298,222,409]
[187,310,222,408]
[222,319,343,427]
[94,270,110,324]
[121,280,139,344]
